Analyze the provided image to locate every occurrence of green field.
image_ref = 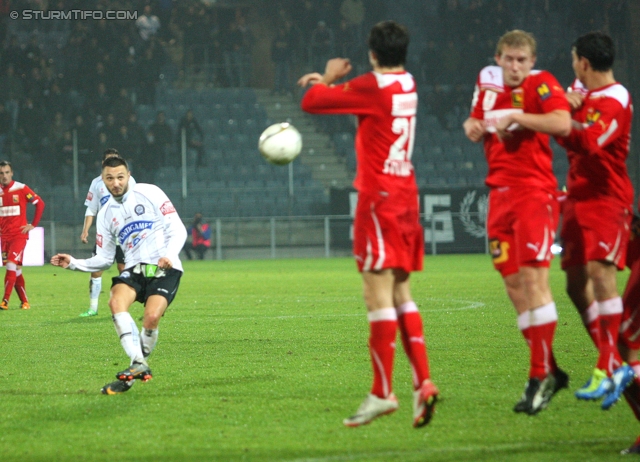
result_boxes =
[0,255,636,461]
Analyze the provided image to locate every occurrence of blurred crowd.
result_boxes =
[0,0,631,185]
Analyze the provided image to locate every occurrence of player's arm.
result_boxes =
[565,98,626,154]
[299,65,376,116]
[151,189,187,268]
[63,211,115,272]
[81,213,94,244]
[21,191,45,234]
[463,117,486,143]
[496,109,571,141]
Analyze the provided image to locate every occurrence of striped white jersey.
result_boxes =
[70,183,187,272]
[84,175,137,217]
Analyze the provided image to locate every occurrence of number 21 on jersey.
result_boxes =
[383,92,417,177]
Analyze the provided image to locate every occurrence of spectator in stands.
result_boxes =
[223,17,250,87]
[126,112,146,155]
[71,114,92,153]
[136,4,161,44]
[101,113,120,144]
[184,213,211,260]
[0,64,24,129]
[47,111,68,150]
[0,102,10,158]
[310,21,334,74]
[56,130,74,185]
[271,27,292,96]
[16,97,45,154]
[177,109,205,167]
[137,41,163,105]
[148,111,174,166]
[339,0,365,45]
[90,82,111,120]
[111,88,134,125]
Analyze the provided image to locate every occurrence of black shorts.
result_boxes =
[93,244,125,265]
[112,265,182,306]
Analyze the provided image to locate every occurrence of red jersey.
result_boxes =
[301,71,418,194]
[557,80,634,207]
[470,65,570,191]
[0,181,45,238]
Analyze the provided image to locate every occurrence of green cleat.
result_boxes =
[79,309,98,317]
[575,368,612,400]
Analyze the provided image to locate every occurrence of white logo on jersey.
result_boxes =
[483,90,498,111]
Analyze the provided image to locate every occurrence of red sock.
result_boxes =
[597,298,623,373]
[14,272,27,303]
[529,303,558,379]
[368,308,397,399]
[580,301,601,349]
[396,301,430,389]
[3,268,16,301]
[624,361,640,421]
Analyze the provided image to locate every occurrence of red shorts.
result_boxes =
[353,189,423,273]
[621,221,640,350]
[1,235,28,265]
[560,198,631,271]
[487,186,559,277]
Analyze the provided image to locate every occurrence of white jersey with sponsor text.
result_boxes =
[70,183,187,272]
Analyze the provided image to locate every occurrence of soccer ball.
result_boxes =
[258,123,303,165]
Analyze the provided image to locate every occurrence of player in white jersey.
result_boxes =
[51,156,187,394]
[79,148,137,317]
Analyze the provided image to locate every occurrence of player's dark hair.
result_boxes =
[102,155,129,171]
[102,148,119,160]
[573,31,615,72]
[0,160,12,170]
[368,21,409,68]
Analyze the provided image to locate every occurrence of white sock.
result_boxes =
[89,277,101,311]
[141,328,158,357]
[112,312,144,364]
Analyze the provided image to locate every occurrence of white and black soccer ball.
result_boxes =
[258,122,303,165]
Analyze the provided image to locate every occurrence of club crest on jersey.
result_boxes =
[96,233,103,248]
[511,88,524,108]
[134,204,145,215]
[86,192,93,201]
[118,220,153,246]
[12,195,19,204]
[586,108,601,126]
[160,201,176,215]
[537,83,551,100]
[100,195,111,206]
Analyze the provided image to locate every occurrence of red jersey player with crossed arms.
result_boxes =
[556,31,638,452]
[0,161,45,310]
[298,21,439,428]
[463,30,571,415]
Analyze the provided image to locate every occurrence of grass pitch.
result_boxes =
[0,255,636,461]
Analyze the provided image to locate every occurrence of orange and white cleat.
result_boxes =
[20,302,30,310]
[413,379,439,428]
[0,299,8,310]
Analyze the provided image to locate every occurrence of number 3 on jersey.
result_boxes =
[383,116,416,177]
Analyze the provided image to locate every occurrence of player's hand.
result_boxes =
[20,224,34,234]
[50,254,71,268]
[323,58,352,84]
[80,230,89,244]
[463,118,486,143]
[157,257,172,270]
[566,91,584,111]
[297,72,323,87]
[494,114,519,142]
